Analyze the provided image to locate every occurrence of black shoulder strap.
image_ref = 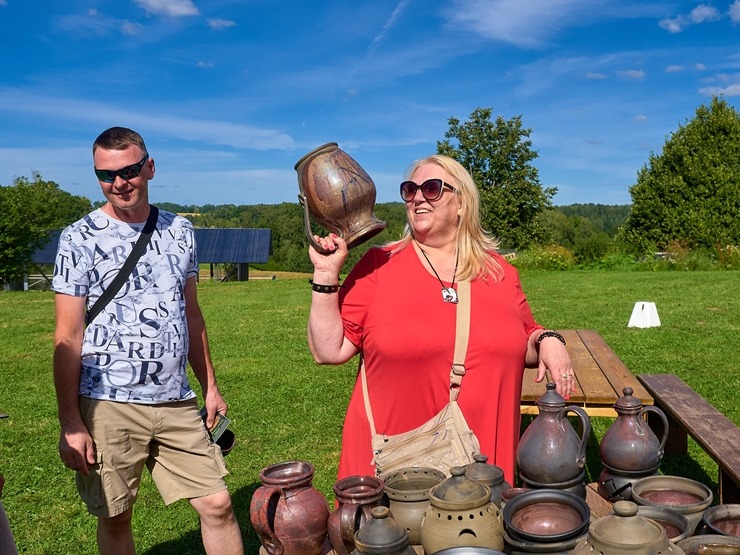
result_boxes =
[85,206,159,327]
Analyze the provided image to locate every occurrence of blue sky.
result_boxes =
[1,0,739,208]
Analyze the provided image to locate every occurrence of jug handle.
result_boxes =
[298,193,332,255]
[639,405,669,457]
[249,485,284,554]
[564,405,592,469]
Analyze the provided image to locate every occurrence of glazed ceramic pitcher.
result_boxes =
[516,383,591,484]
[295,142,386,254]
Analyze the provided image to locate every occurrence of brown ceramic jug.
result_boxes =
[249,460,330,555]
[600,386,669,473]
[516,383,591,484]
[295,142,386,254]
[328,475,386,555]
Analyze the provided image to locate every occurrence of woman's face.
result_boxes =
[404,163,461,246]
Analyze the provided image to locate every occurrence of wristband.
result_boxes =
[537,330,566,346]
[309,279,340,294]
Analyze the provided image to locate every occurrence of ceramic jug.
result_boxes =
[328,475,386,555]
[516,383,591,484]
[249,460,330,555]
[600,386,669,473]
[295,142,386,254]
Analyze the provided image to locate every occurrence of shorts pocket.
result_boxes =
[76,450,105,509]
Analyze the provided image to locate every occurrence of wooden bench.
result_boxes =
[637,373,740,504]
[521,329,653,417]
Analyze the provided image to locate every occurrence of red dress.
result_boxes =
[337,245,541,485]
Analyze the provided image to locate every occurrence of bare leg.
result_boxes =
[0,501,19,555]
[97,508,135,555]
[190,490,243,555]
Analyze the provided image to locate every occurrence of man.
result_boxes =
[52,127,243,555]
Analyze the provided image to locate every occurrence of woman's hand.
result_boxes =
[534,337,575,400]
[309,233,348,278]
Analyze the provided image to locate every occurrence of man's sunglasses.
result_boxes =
[400,178,457,202]
[94,154,149,183]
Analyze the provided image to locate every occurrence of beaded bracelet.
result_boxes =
[537,330,566,346]
[309,279,340,294]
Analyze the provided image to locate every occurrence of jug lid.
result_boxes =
[585,500,675,553]
[353,506,411,554]
[613,387,643,410]
[429,466,491,510]
[463,454,505,486]
[536,382,566,408]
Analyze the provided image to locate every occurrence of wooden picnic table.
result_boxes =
[521,329,653,417]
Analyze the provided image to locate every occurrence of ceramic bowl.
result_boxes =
[636,505,691,543]
[676,534,740,554]
[701,504,740,537]
[503,489,590,544]
[631,475,713,534]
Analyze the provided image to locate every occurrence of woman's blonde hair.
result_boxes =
[387,154,504,282]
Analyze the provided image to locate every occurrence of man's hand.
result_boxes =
[59,424,96,475]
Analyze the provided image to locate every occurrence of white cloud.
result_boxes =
[207,18,237,29]
[690,4,721,23]
[659,17,684,33]
[196,61,214,68]
[730,0,740,22]
[666,65,684,73]
[121,21,143,35]
[133,0,199,18]
[699,83,740,96]
[585,72,608,79]
[660,3,721,33]
[616,69,645,79]
[0,1,7,6]
[634,115,648,122]
[695,63,706,71]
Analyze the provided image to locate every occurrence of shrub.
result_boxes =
[512,245,576,271]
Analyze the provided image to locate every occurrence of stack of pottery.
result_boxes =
[420,466,505,553]
[516,383,591,498]
[249,460,330,555]
[598,387,669,502]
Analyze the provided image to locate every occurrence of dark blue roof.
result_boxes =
[33,228,272,264]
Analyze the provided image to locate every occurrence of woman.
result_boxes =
[308,154,573,484]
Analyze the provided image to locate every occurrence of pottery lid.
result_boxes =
[463,454,505,487]
[586,500,678,554]
[429,466,491,510]
[613,387,643,410]
[353,506,412,554]
[537,382,566,408]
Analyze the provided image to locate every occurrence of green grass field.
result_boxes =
[1,270,738,554]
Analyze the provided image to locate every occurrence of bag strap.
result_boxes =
[361,278,471,435]
[85,206,159,327]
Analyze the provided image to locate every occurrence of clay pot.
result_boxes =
[352,506,416,555]
[432,548,507,554]
[420,466,504,554]
[463,454,511,507]
[516,383,591,485]
[636,505,691,543]
[502,489,590,545]
[380,467,445,546]
[328,475,386,555]
[571,500,686,554]
[499,488,531,511]
[701,504,740,537]
[249,460,330,555]
[519,469,587,500]
[676,534,740,554]
[600,387,669,474]
[631,475,714,534]
[295,142,386,254]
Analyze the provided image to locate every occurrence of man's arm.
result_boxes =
[184,277,226,429]
[53,293,95,474]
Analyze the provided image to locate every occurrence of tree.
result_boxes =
[437,107,555,249]
[0,172,91,285]
[621,96,740,254]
